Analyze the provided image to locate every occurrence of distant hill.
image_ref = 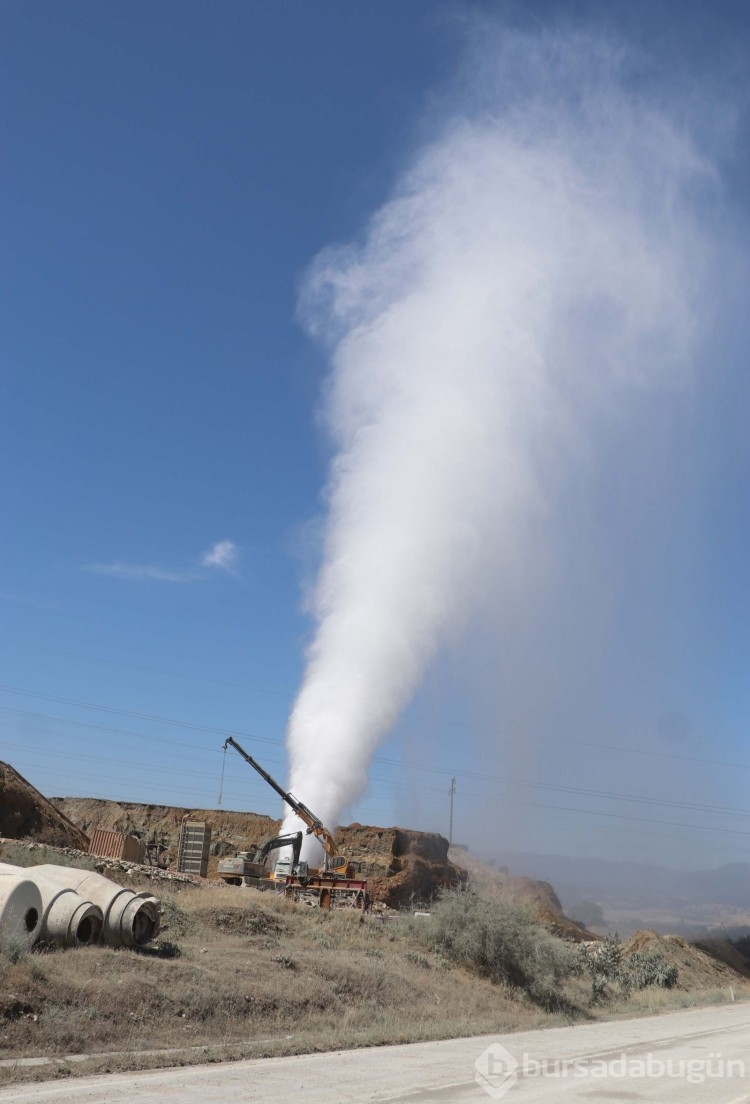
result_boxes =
[494,851,750,908]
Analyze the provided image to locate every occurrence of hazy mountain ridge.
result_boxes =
[494,852,750,914]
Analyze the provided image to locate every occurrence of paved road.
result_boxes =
[1,1003,749,1103]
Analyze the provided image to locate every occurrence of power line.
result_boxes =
[0,706,228,754]
[4,643,747,774]
[462,792,750,839]
[0,638,290,697]
[5,692,750,824]
[4,682,750,848]
[0,684,283,745]
[7,703,750,823]
[10,746,750,845]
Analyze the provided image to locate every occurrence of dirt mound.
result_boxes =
[448,846,593,940]
[54,799,464,906]
[0,762,88,850]
[338,824,464,907]
[685,938,750,980]
[622,930,750,990]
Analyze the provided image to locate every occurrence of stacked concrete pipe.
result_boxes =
[0,864,160,949]
[30,865,160,948]
[0,872,43,947]
[0,864,102,947]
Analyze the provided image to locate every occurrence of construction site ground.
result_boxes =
[52,795,464,908]
[3,765,750,1088]
[2,837,750,1089]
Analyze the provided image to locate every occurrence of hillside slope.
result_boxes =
[449,845,593,940]
[0,762,88,850]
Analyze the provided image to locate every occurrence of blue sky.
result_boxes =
[2,2,750,870]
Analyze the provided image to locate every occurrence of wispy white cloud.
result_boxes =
[200,540,240,573]
[84,562,199,583]
[84,540,241,583]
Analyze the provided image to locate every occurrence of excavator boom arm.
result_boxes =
[223,737,343,864]
[254,831,303,868]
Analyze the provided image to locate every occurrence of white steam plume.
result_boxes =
[283,28,720,847]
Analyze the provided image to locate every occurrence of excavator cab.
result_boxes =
[275,857,308,879]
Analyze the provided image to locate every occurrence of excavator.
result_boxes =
[217,831,303,888]
[221,736,368,909]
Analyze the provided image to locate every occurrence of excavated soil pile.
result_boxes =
[624,930,750,991]
[0,762,88,850]
[449,846,591,941]
[54,798,464,906]
[692,937,750,979]
[336,823,464,906]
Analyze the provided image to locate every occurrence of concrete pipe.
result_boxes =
[31,865,161,948]
[0,864,103,947]
[38,877,104,947]
[0,873,42,947]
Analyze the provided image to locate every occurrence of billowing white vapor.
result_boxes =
[282,28,718,848]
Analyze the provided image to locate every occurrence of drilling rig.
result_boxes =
[222,736,368,910]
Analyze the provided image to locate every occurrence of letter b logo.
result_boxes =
[475,1042,519,1099]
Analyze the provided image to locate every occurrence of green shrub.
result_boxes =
[159,896,192,937]
[404,950,431,970]
[418,889,578,1009]
[627,950,679,991]
[580,934,679,1003]
[582,932,626,1003]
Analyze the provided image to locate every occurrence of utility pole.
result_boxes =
[448,777,456,846]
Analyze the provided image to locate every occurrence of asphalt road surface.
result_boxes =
[2,1002,749,1103]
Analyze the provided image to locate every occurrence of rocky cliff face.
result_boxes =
[336,823,464,906]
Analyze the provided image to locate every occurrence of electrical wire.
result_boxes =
[5,706,750,821]
[4,681,750,847]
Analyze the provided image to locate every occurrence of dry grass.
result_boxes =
[0,840,100,871]
[0,882,545,1079]
[1,878,747,1087]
